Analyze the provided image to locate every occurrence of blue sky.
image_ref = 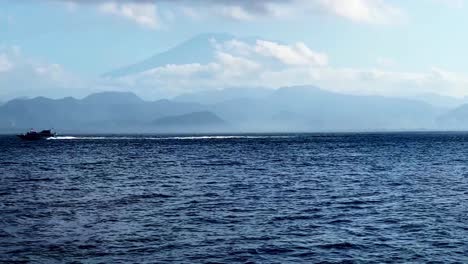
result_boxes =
[1,0,468,100]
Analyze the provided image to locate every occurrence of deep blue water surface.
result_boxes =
[1,133,468,263]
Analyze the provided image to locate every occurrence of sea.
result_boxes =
[0,133,467,263]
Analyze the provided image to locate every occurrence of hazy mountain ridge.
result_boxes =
[410,93,468,109]
[0,86,462,133]
[210,86,442,131]
[436,103,468,129]
[0,92,210,133]
[173,87,273,105]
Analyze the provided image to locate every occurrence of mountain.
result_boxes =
[437,103,468,129]
[408,93,467,108]
[103,33,235,78]
[0,91,208,133]
[268,86,440,130]
[0,87,453,133]
[0,96,80,130]
[205,86,442,131]
[82,91,144,105]
[173,87,273,104]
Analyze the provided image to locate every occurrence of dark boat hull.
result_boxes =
[17,130,56,140]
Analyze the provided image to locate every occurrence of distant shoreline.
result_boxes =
[3,130,468,136]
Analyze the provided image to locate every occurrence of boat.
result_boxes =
[17,129,56,140]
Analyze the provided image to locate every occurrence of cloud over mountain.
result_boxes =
[3,32,468,101]
[100,33,468,99]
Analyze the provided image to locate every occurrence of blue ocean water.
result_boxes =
[0,133,467,263]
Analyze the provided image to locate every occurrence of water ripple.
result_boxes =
[1,133,468,263]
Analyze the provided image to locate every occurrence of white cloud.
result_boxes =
[142,63,218,78]
[216,52,262,78]
[170,0,404,24]
[215,39,328,67]
[58,0,403,25]
[254,40,328,66]
[216,5,255,21]
[217,39,255,56]
[98,1,159,29]
[310,0,404,25]
[0,54,13,73]
[34,63,68,82]
[0,46,87,100]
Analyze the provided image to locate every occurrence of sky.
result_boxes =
[1,0,468,100]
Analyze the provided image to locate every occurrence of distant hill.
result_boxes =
[207,86,443,131]
[0,91,207,133]
[437,103,468,129]
[173,87,272,104]
[408,93,467,109]
[82,91,144,105]
[266,86,440,130]
[0,86,454,133]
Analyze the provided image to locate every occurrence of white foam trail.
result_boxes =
[47,136,78,140]
[48,136,107,140]
[47,135,294,140]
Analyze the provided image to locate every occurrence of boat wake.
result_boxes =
[47,135,293,141]
[48,136,108,140]
[48,136,84,140]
